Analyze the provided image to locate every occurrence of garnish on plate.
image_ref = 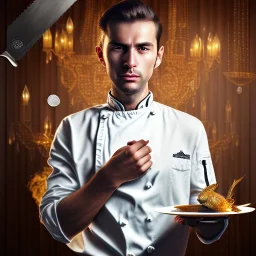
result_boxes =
[175,175,246,212]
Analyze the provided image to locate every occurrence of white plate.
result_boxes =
[153,205,255,217]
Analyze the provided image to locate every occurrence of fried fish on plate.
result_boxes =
[175,175,247,212]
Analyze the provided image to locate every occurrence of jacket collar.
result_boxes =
[107,91,153,111]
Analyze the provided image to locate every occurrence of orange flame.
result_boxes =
[27,167,52,206]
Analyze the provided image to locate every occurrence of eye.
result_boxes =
[113,46,124,51]
[138,46,149,52]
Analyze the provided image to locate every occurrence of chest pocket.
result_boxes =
[172,158,191,171]
[169,158,192,205]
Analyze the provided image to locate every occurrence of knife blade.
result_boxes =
[0,0,77,67]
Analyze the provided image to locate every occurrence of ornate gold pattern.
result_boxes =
[224,0,256,92]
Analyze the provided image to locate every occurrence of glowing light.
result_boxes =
[66,17,74,34]
[22,85,30,105]
[43,29,52,49]
[190,34,201,58]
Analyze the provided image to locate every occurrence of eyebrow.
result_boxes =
[108,40,154,47]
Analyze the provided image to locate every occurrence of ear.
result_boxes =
[95,46,106,67]
[154,46,164,69]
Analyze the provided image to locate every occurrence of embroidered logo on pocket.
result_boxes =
[173,150,190,160]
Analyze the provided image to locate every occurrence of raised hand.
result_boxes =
[100,139,152,188]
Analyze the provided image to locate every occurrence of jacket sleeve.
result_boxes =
[39,117,78,244]
[190,121,228,244]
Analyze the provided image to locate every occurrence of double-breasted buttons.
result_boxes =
[147,245,155,254]
[145,181,152,189]
[127,253,135,256]
[120,219,128,227]
[146,216,153,222]
[101,114,109,119]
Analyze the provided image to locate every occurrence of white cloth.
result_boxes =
[40,92,226,256]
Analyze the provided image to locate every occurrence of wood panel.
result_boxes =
[0,0,6,255]
[249,1,256,256]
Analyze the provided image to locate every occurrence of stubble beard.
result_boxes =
[115,76,148,96]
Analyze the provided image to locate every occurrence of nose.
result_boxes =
[123,49,138,69]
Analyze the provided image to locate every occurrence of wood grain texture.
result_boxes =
[0,0,6,255]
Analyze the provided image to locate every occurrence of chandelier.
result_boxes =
[8,85,54,158]
[150,0,199,109]
[189,27,237,163]
[190,31,221,73]
[223,0,256,94]
[43,17,75,64]
[200,97,239,164]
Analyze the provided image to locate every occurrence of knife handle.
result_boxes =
[0,51,18,67]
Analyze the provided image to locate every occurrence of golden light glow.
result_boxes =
[200,96,207,121]
[207,33,220,58]
[225,100,231,122]
[44,116,52,134]
[43,29,52,49]
[212,122,217,143]
[44,123,48,131]
[190,34,201,58]
[43,17,74,63]
[27,167,52,206]
[60,29,68,52]
[55,31,60,53]
[213,34,221,57]
[22,85,30,105]
[207,33,213,57]
[190,31,221,71]
[8,125,15,145]
[68,34,74,52]
[66,17,74,34]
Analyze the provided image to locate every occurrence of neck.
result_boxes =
[111,86,149,110]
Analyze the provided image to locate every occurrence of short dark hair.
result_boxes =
[99,0,163,50]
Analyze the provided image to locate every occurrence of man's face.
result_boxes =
[98,20,163,95]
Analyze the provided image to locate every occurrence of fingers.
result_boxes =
[136,154,152,172]
[126,140,151,159]
[140,160,153,172]
[127,140,137,146]
[137,153,151,166]
[113,145,129,156]
[133,145,152,162]
[127,139,150,155]
[124,140,152,172]
[115,140,151,159]
[174,215,185,225]
[175,217,206,227]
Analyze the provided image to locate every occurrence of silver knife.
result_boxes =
[0,0,77,67]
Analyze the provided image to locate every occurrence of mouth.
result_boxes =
[120,74,140,81]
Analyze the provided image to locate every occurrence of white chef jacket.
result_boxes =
[40,91,228,256]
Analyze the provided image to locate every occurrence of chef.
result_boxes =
[40,1,228,255]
